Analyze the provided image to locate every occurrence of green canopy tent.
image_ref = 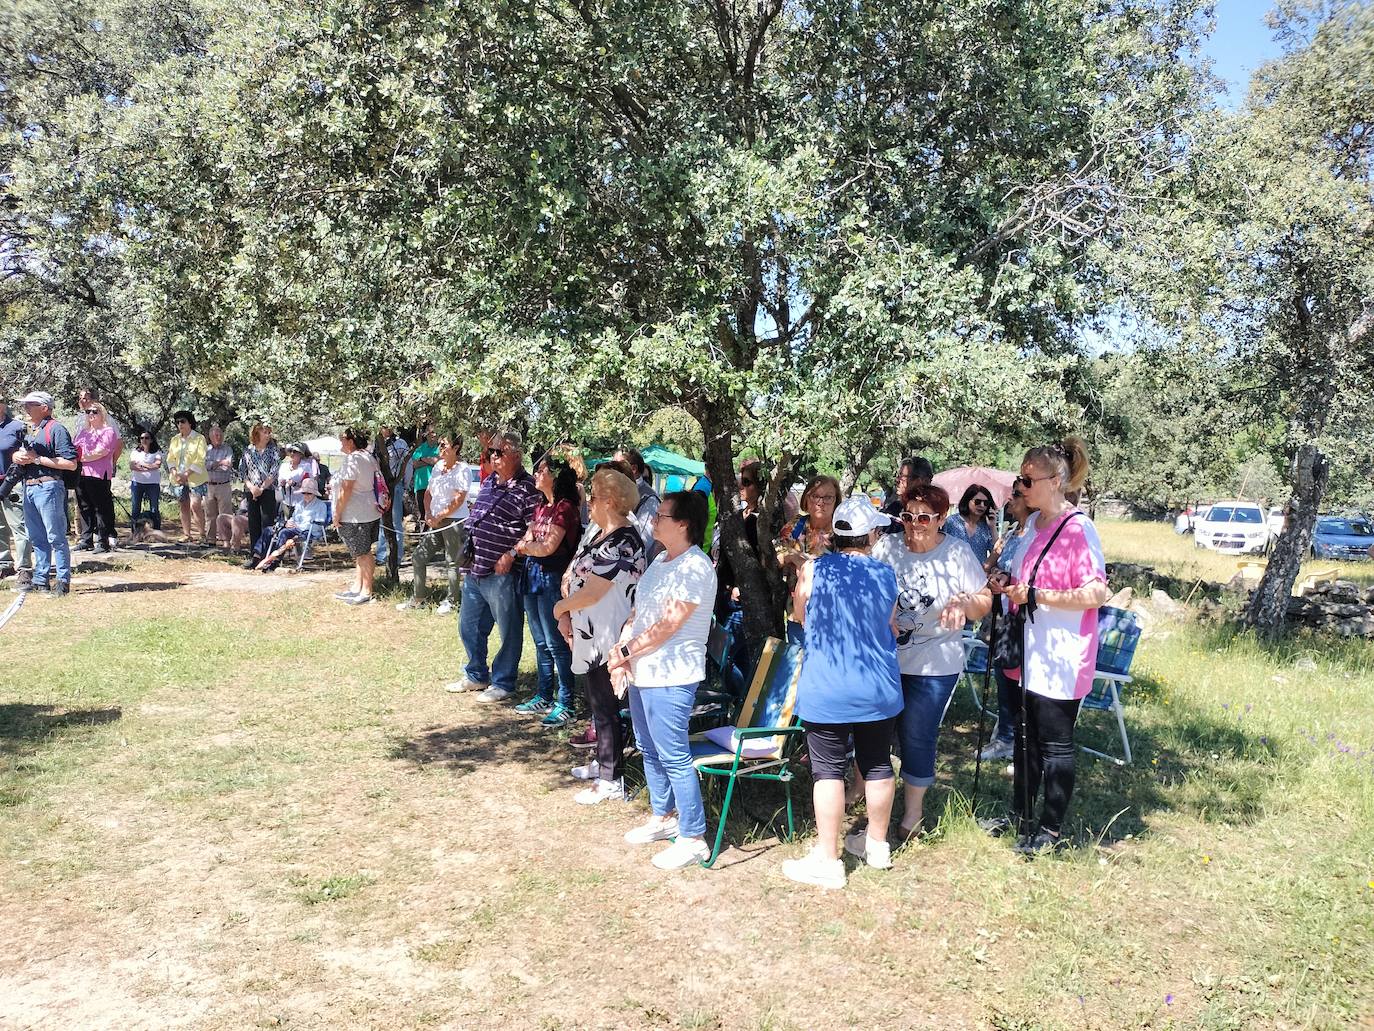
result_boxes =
[584,445,706,491]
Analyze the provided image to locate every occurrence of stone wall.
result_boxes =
[1285,581,1374,638]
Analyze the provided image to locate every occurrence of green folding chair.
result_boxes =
[690,638,804,867]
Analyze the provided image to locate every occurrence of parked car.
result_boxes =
[1310,515,1374,561]
[1195,501,1269,554]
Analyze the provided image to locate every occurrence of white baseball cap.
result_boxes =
[19,391,55,408]
[832,496,895,537]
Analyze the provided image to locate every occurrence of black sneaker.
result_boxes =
[1014,828,1067,857]
[49,581,70,598]
[243,555,260,570]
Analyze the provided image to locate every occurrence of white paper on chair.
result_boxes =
[703,724,777,759]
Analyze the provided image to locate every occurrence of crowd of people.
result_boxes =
[0,388,1111,887]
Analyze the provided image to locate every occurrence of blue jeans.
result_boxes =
[375,496,406,565]
[458,572,523,692]
[524,588,574,707]
[992,666,1018,746]
[628,683,707,838]
[897,673,959,787]
[131,481,161,529]
[22,479,70,587]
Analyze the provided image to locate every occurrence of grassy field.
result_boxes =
[0,522,1371,1029]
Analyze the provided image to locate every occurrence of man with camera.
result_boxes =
[0,397,32,586]
[9,392,78,596]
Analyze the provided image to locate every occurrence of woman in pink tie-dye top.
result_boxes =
[1001,437,1111,857]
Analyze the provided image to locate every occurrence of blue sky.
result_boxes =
[1205,0,1285,103]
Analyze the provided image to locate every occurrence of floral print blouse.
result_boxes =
[567,524,647,674]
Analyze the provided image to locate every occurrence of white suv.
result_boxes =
[1195,501,1270,555]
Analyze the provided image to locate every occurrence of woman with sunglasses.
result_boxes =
[609,490,717,870]
[512,454,582,727]
[164,410,208,543]
[554,467,647,804]
[998,437,1109,855]
[873,482,991,840]
[73,402,120,553]
[978,486,1036,762]
[713,459,762,622]
[944,484,998,565]
[128,429,164,531]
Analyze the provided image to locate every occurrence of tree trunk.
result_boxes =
[1245,442,1329,639]
[839,435,879,495]
[697,404,786,655]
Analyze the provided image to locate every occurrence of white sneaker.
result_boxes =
[571,760,601,781]
[574,778,625,805]
[476,685,514,703]
[782,849,846,890]
[652,837,710,870]
[443,678,485,694]
[624,817,678,845]
[844,829,892,870]
[435,600,453,616]
[979,739,1014,761]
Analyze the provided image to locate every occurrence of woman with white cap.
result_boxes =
[783,495,903,890]
[254,478,328,571]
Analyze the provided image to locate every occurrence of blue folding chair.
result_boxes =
[1080,606,1142,766]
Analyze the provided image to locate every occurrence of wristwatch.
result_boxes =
[618,643,631,660]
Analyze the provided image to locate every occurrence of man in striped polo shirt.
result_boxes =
[446,430,541,702]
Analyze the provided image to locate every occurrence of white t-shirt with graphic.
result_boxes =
[874,532,987,677]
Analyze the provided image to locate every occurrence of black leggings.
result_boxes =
[803,718,896,782]
[246,489,278,557]
[1009,680,1082,836]
[583,663,623,782]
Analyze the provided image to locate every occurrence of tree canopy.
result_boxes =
[3,0,1371,638]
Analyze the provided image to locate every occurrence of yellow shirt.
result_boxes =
[164,431,208,487]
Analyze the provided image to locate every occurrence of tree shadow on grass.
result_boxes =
[387,681,581,793]
[0,703,123,759]
[941,668,1287,846]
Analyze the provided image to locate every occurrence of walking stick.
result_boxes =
[971,604,997,806]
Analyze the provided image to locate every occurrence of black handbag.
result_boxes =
[990,512,1078,670]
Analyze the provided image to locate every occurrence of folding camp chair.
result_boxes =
[1079,606,1142,766]
[691,638,805,868]
[961,630,991,712]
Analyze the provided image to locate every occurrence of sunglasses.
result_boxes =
[1015,473,1056,490]
[900,511,938,525]
[971,498,991,507]
[739,478,757,487]
[1011,491,1024,501]
[84,409,100,415]
[485,446,513,459]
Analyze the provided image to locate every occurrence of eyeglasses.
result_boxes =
[1015,473,1057,490]
[810,494,838,505]
[900,511,938,525]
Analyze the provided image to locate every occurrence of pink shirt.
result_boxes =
[1016,510,1107,700]
[74,426,119,479]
